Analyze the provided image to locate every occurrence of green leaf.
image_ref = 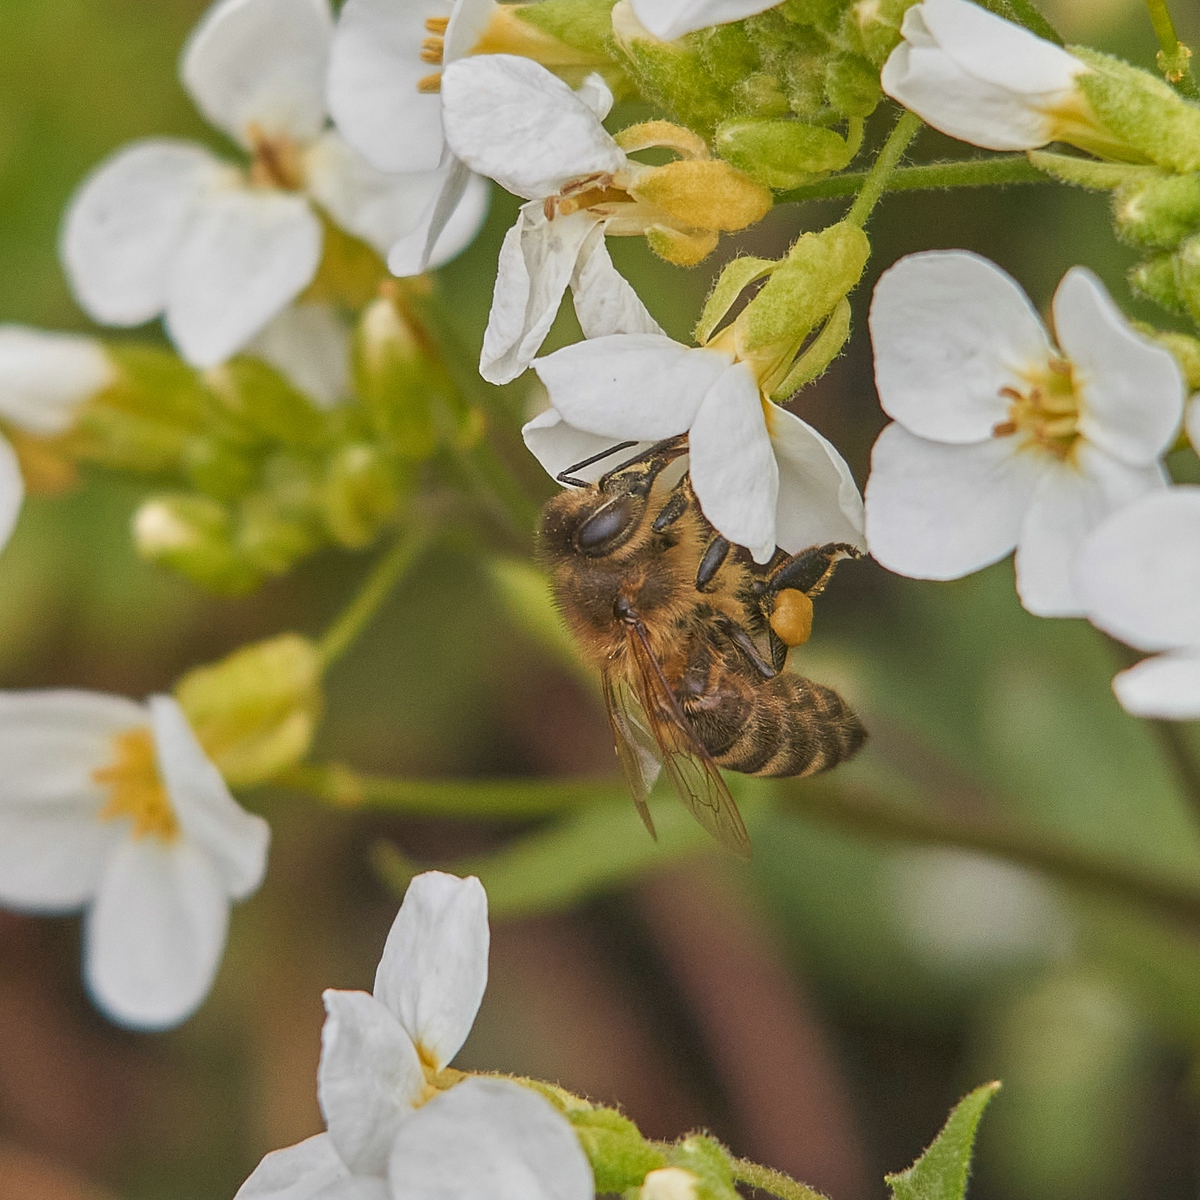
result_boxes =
[886,1082,1001,1200]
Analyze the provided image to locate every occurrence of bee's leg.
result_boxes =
[762,541,862,600]
[712,614,776,680]
[694,535,731,592]
[598,435,689,496]
[556,440,639,487]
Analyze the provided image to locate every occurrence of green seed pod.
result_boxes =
[716,118,853,188]
[825,52,882,118]
[1112,172,1200,249]
[1128,253,1185,314]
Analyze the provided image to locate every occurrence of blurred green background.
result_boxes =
[3,1,1200,1198]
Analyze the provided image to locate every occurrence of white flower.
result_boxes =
[0,691,269,1029]
[246,302,351,409]
[881,0,1092,152]
[625,0,780,44]
[530,333,865,563]
[234,871,594,1200]
[1076,488,1200,719]
[865,252,1185,617]
[0,326,114,552]
[61,0,487,369]
[442,55,769,385]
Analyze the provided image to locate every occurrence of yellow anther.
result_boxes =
[93,728,179,842]
[424,15,449,32]
[417,72,443,93]
[994,361,1082,460]
[420,37,444,63]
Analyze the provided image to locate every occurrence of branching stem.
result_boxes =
[1144,0,1199,98]
[317,527,432,670]
[845,110,923,228]
[732,1157,829,1200]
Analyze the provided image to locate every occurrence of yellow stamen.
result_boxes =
[420,36,444,63]
[247,124,305,191]
[417,72,443,93]
[993,359,1082,460]
[424,15,449,32]
[93,728,179,842]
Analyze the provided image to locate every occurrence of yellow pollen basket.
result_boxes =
[93,727,180,842]
[994,358,1082,461]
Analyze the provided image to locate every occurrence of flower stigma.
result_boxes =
[994,357,1081,461]
[93,727,180,841]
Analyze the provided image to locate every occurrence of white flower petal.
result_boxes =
[247,302,351,409]
[770,405,866,554]
[327,0,449,174]
[574,73,614,122]
[1050,268,1185,466]
[149,695,270,901]
[318,990,425,1177]
[480,206,597,385]
[0,327,115,434]
[373,871,488,1067]
[869,251,1052,443]
[630,0,778,42]
[865,423,1041,580]
[85,837,229,1029]
[166,186,322,367]
[688,362,778,562]
[305,131,440,255]
[0,436,24,555]
[534,335,725,439]
[1113,650,1200,720]
[1075,486,1200,652]
[881,0,1084,152]
[521,408,654,485]
[181,0,333,146]
[444,0,499,61]
[60,140,221,327]
[570,227,663,340]
[0,806,118,913]
[389,1078,593,1200]
[386,158,489,278]
[440,56,625,200]
[1014,443,1165,617]
[236,1133,389,1200]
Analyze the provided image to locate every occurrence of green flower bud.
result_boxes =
[1174,233,1200,324]
[1112,172,1200,249]
[697,23,761,95]
[642,1168,701,1200]
[1129,253,1185,313]
[74,406,190,474]
[102,344,211,427]
[567,1107,667,1193]
[322,443,405,549]
[1149,329,1200,389]
[182,436,260,501]
[667,1136,739,1200]
[236,491,321,576]
[715,118,853,188]
[842,0,916,66]
[133,495,262,594]
[739,220,870,357]
[1074,49,1200,173]
[824,52,881,117]
[205,358,328,450]
[175,633,323,787]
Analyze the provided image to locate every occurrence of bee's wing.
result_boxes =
[625,622,752,860]
[601,665,661,840]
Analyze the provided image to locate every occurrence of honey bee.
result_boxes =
[539,435,868,858]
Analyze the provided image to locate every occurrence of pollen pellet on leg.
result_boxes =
[770,588,813,647]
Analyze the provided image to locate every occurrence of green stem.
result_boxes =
[778,154,1049,205]
[1144,0,1200,99]
[280,762,617,816]
[732,1158,828,1200]
[317,527,431,670]
[783,780,1200,928]
[845,110,923,228]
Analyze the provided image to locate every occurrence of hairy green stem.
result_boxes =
[1145,0,1200,99]
[317,527,431,670]
[732,1158,829,1200]
[778,154,1050,205]
[845,110,923,228]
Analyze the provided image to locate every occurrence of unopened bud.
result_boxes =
[1113,172,1200,249]
[237,491,321,576]
[182,436,259,501]
[667,1135,739,1200]
[629,159,772,232]
[1074,50,1200,173]
[175,633,323,787]
[1129,253,1185,313]
[134,495,262,594]
[205,358,326,449]
[642,1168,700,1200]
[1174,235,1200,325]
[715,118,853,188]
[323,443,405,549]
[843,0,911,65]
[825,52,882,118]
[646,225,719,266]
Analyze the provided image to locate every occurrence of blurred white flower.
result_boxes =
[530,333,864,562]
[865,252,1184,616]
[61,0,487,369]
[0,691,269,1029]
[625,0,781,42]
[441,55,660,385]
[245,301,352,408]
[880,0,1093,152]
[1076,487,1200,719]
[235,871,594,1200]
[0,326,114,552]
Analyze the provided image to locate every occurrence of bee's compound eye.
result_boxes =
[575,494,638,554]
[769,588,813,646]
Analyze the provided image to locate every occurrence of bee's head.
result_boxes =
[538,481,649,564]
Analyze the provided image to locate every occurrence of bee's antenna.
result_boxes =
[556,441,638,487]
